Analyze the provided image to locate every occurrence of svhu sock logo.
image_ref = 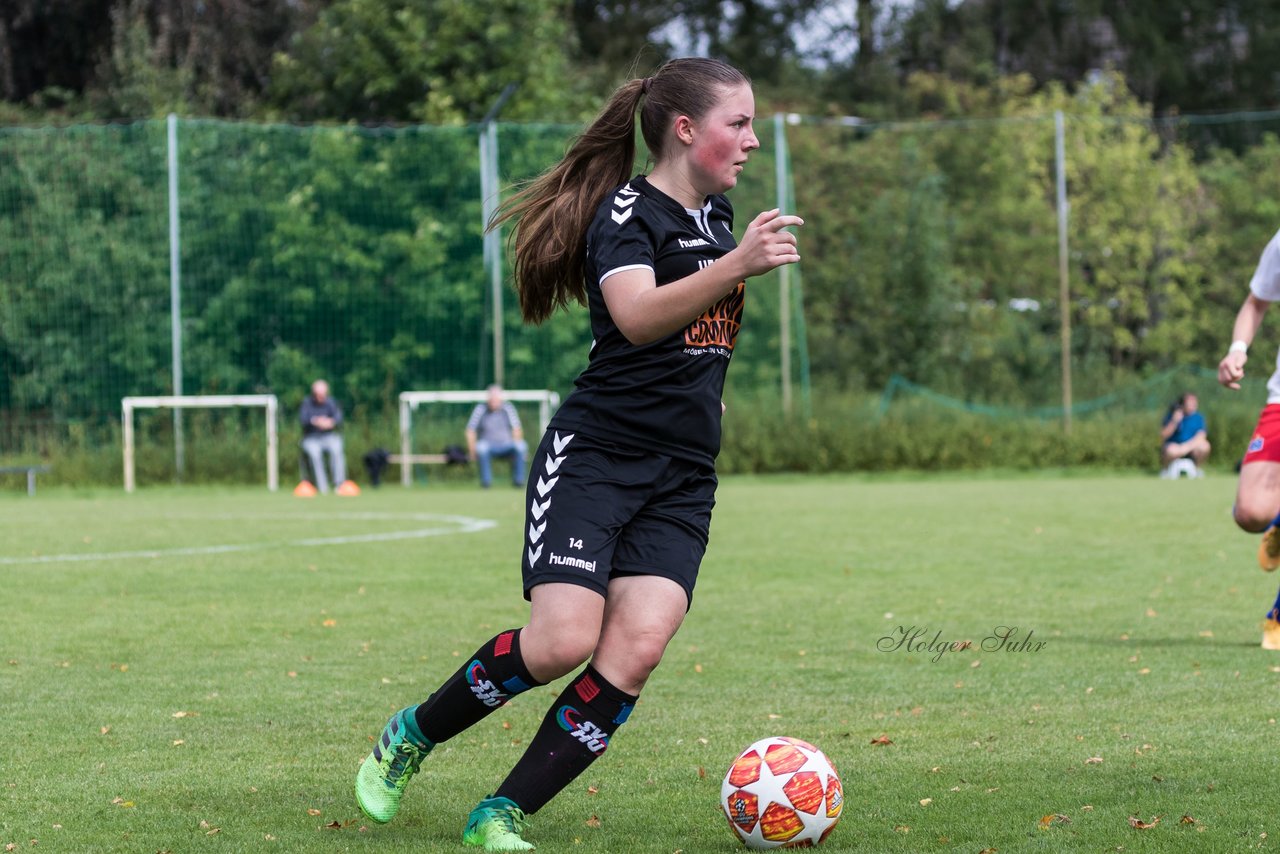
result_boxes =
[466,660,506,708]
[555,705,609,754]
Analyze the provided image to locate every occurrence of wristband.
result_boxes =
[1229,340,1249,355]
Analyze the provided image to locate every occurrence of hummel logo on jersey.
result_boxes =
[678,237,710,248]
[527,543,544,566]
[556,705,610,754]
[536,476,559,496]
[553,432,575,454]
[466,660,507,708]
[611,187,639,225]
[549,552,596,572]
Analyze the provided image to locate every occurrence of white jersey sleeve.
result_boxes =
[1250,230,1280,403]
[1251,229,1280,301]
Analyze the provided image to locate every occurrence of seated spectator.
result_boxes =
[465,384,528,489]
[1160,392,1210,477]
[299,379,359,496]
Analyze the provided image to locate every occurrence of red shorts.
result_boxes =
[1243,404,1280,465]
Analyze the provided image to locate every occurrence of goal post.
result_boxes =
[397,389,561,487]
[122,394,279,493]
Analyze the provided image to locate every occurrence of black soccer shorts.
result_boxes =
[519,428,716,607]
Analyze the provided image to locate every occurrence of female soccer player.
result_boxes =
[354,57,803,851]
[1220,226,1280,649]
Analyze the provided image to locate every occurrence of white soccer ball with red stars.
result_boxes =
[721,736,843,849]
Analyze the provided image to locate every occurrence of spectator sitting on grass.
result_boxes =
[1160,392,1210,477]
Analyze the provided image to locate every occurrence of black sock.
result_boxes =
[413,629,543,744]
[494,665,638,814]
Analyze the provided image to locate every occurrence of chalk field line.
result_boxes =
[0,511,497,566]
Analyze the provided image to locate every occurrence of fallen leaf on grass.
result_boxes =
[892,825,909,833]
[100,726,111,736]
[919,798,932,806]
[172,740,184,747]
[585,816,601,828]
[322,619,337,627]
[587,785,600,794]
[979,849,997,854]
[1039,814,1070,828]
[321,819,357,831]
[111,797,134,808]
[1085,756,1104,765]
[307,809,322,816]
[1180,815,1197,825]
[870,735,893,746]
[171,711,199,719]
[697,767,706,779]
[1128,815,1161,830]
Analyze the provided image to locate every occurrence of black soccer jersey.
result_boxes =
[547,175,744,468]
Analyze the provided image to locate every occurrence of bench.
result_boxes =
[388,453,447,467]
[387,453,450,484]
[0,464,51,496]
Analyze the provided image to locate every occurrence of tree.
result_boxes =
[269,0,585,124]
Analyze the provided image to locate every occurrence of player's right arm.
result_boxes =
[1220,293,1271,390]
[602,209,803,346]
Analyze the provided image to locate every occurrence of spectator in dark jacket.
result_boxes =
[299,379,358,496]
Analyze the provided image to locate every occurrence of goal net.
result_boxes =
[121,394,279,492]
[397,389,561,487]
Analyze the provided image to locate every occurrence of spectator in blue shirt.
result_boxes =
[1161,392,1210,475]
[465,384,528,488]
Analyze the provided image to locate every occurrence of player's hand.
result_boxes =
[733,209,804,279]
[1219,350,1247,389]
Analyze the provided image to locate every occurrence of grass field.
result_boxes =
[1,472,1276,853]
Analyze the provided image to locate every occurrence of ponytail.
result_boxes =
[492,80,645,324]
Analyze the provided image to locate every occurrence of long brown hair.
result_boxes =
[491,57,750,324]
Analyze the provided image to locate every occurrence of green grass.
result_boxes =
[0,473,1276,852]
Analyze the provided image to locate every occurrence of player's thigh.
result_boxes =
[1236,461,1280,531]
[592,574,690,694]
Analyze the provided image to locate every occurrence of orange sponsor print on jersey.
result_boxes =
[684,281,744,350]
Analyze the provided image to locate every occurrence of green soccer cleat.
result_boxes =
[462,795,535,852]
[355,707,433,823]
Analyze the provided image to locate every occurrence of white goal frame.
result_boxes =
[122,395,279,493]
[397,389,561,487]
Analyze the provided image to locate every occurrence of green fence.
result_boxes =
[8,91,1280,476]
[0,116,808,456]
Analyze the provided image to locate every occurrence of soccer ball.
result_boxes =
[721,736,843,849]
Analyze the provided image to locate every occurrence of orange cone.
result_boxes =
[294,480,318,498]
[336,480,361,497]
